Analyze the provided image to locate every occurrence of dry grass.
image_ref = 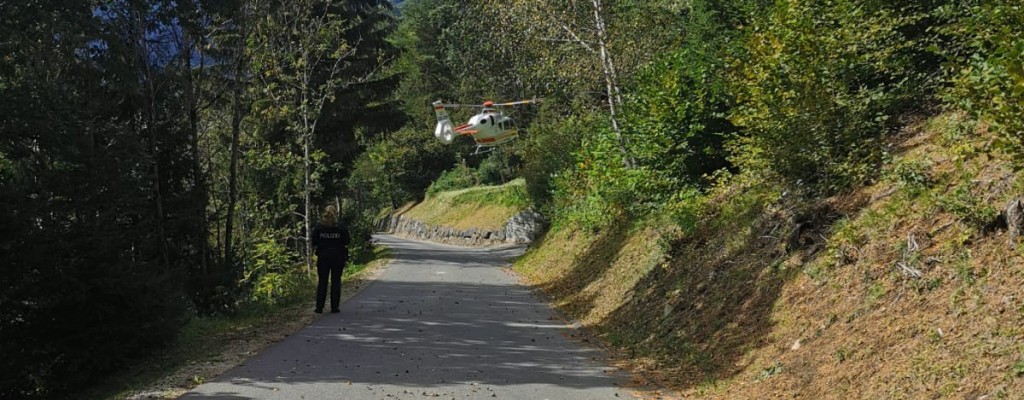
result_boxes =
[401,179,530,231]
[515,113,1024,399]
[516,222,676,327]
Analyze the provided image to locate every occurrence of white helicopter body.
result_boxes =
[432,99,539,153]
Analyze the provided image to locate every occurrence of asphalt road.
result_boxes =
[181,234,629,400]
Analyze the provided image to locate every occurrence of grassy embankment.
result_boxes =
[516,113,1024,398]
[94,247,391,400]
[396,178,532,231]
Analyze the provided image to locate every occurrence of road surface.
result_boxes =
[181,234,629,399]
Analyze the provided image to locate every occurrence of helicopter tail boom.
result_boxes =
[454,123,477,135]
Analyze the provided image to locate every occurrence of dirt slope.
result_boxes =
[514,113,1024,398]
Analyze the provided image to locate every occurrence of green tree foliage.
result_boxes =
[1,1,193,396]
[729,0,947,193]
[518,103,588,206]
[1,0,399,397]
[348,126,456,208]
[944,1,1024,161]
[345,126,456,252]
[391,0,465,124]
[624,0,755,188]
[249,0,370,270]
[629,49,731,183]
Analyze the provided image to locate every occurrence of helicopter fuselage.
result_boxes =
[454,108,519,146]
[432,101,520,149]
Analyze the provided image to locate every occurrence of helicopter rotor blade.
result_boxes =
[492,98,544,107]
[435,98,543,109]
[438,103,485,109]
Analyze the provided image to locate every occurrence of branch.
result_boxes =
[896,262,922,279]
[554,18,596,54]
[541,37,595,46]
[531,2,596,54]
[327,40,362,82]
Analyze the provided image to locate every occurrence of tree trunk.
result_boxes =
[224,73,244,271]
[225,1,252,274]
[304,128,313,274]
[591,0,634,169]
[136,10,171,269]
[302,68,313,274]
[181,29,210,275]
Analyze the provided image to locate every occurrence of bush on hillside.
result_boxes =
[549,124,678,229]
[624,0,756,190]
[519,104,588,207]
[730,0,946,193]
[944,1,1024,162]
[626,46,735,188]
[477,152,520,186]
[243,233,304,306]
[427,163,479,195]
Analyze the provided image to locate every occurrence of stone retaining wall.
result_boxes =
[378,209,546,246]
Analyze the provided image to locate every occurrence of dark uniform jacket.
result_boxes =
[312,224,350,264]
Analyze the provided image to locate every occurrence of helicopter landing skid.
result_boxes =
[472,146,497,156]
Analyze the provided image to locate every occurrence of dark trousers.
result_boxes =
[316,259,344,311]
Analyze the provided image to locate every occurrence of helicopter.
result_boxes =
[432,99,541,154]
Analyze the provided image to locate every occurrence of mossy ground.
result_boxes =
[515,113,1024,398]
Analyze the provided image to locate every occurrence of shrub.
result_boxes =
[624,0,745,189]
[243,233,303,306]
[730,0,946,193]
[551,124,675,229]
[937,182,999,229]
[626,46,735,188]
[888,159,933,195]
[519,103,588,207]
[427,163,479,195]
[1,258,186,398]
[477,152,518,186]
[944,1,1024,163]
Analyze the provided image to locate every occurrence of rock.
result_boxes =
[379,209,546,246]
[1006,197,1024,248]
[504,209,547,244]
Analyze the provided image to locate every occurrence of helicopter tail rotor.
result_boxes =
[434,120,455,144]
[433,101,455,144]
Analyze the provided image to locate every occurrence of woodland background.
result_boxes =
[2,0,1021,397]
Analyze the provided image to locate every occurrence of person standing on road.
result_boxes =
[312,204,350,314]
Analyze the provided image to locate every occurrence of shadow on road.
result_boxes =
[181,236,623,399]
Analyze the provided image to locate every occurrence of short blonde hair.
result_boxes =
[321,204,338,226]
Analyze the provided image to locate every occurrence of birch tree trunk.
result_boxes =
[532,0,635,169]
[591,0,635,169]
[303,119,314,274]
